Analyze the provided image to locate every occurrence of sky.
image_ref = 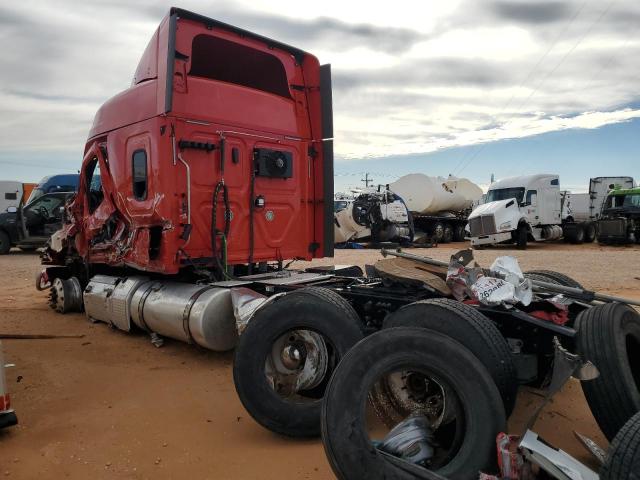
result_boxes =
[0,0,638,193]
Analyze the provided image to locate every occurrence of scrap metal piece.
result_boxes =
[519,430,599,480]
[376,414,435,466]
[450,249,474,267]
[525,338,599,431]
[374,257,451,295]
[573,431,607,466]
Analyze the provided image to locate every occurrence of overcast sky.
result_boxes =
[1,0,639,192]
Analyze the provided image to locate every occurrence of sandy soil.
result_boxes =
[1,242,639,478]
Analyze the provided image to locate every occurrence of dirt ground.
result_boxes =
[1,242,639,478]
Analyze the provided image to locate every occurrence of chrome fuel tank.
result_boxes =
[131,281,237,351]
[84,275,149,331]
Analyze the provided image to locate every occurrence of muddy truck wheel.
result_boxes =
[233,287,364,437]
[441,225,453,244]
[576,302,640,440]
[321,327,506,480]
[452,224,466,242]
[0,231,10,254]
[524,270,583,289]
[382,299,518,417]
[430,222,446,243]
[584,222,597,243]
[49,277,84,313]
[515,223,528,249]
[600,411,640,480]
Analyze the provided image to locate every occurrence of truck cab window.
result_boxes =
[132,150,147,200]
[486,187,525,204]
[85,158,104,214]
[525,190,537,206]
[189,34,291,99]
[5,192,17,200]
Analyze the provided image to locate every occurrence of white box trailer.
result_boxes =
[564,177,635,222]
[0,181,23,214]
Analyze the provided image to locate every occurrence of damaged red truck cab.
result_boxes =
[51,8,333,278]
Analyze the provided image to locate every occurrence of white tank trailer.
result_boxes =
[390,174,483,243]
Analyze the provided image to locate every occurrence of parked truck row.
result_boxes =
[334,174,637,249]
[467,174,636,248]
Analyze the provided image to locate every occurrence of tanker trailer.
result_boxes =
[389,173,483,243]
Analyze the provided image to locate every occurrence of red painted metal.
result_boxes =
[59,9,330,275]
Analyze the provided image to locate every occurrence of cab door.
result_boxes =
[20,194,66,241]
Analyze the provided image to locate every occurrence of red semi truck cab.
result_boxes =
[56,8,333,276]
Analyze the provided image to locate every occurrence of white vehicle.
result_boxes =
[390,174,483,243]
[334,188,413,244]
[468,174,565,248]
[0,341,18,429]
[0,181,24,214]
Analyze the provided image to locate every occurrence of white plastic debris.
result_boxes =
[231,288,267,334]
[231,288,289,334]
[488,256,533,306]
[471,276,517,305]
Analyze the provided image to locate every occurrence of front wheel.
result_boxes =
[233,287,364,437]
[515,224,528,249]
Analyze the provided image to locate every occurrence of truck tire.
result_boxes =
[516,223,527,249]
[453,224,466,242]
[576,302,640,440]
[442,225,453,244]
[233,287,364,437]
[600,411,640,480]
[432,222,445,243]
[382,299,517,417]
[0,231,10,255]
[321,327,506,480]
[524,270,583,289]
[584,222,597,243]
[571,224,585,244]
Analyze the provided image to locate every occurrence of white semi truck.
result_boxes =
[468,174,635,248]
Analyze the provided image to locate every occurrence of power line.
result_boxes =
[455,0,619,176]
[450,1,588,176]
[451,2,587,175]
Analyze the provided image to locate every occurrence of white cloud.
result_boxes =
[0,0,639,170]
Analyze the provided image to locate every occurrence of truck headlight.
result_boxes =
[499,221,512,230]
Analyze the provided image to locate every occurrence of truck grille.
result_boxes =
[469,215,497,237]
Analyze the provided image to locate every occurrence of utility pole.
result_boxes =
[361,172,373,188]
